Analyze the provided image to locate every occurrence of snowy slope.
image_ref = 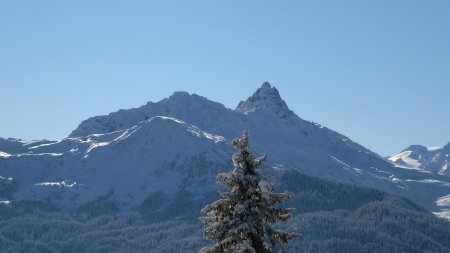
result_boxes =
[1,82,450,220]
[0,116,230,210]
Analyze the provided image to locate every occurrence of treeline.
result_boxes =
[270,168,388,213]
[284,197,450,253]
[0,213,205,253]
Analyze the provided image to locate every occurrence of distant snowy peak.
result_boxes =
[163,91,226,113]
[69,91,229,137]
[389,143,450,176]
[235,82,293,117]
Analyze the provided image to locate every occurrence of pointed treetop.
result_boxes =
[232,130,249,151]
[232,130,267,173]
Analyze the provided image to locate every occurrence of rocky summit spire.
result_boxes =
[444,142,450,151]
[236,82,293,118]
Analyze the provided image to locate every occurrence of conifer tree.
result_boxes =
[200,131,299,253]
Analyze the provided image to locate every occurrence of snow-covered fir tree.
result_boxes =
[200,131,299,253]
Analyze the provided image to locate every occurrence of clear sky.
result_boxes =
[1,1,449,156]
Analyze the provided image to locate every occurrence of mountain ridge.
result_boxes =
[1,82,450,220]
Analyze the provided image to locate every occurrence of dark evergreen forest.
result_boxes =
[1,168,449,253]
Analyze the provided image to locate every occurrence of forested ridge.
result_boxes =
[1,168,449,253]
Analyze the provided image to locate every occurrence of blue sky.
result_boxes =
[1,1,449,156]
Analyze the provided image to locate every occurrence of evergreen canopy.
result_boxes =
[200,131,299,253]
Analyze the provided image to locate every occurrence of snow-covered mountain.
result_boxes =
[389,144,450,175]
[0,116,230,210]
[1,82,450,220]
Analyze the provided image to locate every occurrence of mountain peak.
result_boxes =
[261,81,272,89]
[170,91,191,97]
[167,91,215,105]
[236,82,292,117]
[166,91,195,102]
[403,145,427,153]
[444,142,450,149]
